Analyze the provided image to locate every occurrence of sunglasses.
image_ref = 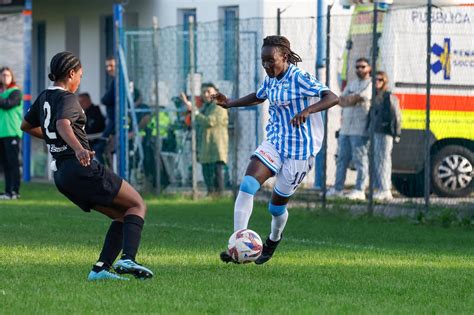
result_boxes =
[376,78,384,82]
[356,65,367,69]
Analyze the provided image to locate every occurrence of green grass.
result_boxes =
[0,182,473,314]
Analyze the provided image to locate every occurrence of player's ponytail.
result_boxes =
[262,35,302,66]
[48,51,82,82]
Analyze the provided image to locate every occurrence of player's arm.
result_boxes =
[212,92,265,109]
[20,120,44,139]
[291,90,339,127]
[339,94,363,107]
[0,90,22,110]
[56,119,95,167]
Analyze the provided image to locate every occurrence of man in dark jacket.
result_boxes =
[78,93,105,151]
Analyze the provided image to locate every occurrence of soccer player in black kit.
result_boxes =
[21,52,153,281]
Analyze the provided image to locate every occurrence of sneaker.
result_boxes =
[374,190,393,201]
[113,259,154,279]
[255,237,281,265]
[220,250,238,264]
[346,189,366,201]
[0,192,20,200]
[326,188,344,198]
[87,269,129,281]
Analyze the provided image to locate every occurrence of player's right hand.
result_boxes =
[75,148,94,167]
[211,93,231,109]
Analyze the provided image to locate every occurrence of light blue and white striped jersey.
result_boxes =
[256,64,329,160]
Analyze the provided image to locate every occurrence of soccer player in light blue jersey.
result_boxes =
[213,36,339,264]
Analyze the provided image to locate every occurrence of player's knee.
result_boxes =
[130,198,147,218]
[268,203,287,216]
[239,175,260,195]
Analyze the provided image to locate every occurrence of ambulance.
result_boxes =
[339,0,474,197]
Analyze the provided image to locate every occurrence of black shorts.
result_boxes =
[53,158,123,212]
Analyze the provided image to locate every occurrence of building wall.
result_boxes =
[28,0,351,187]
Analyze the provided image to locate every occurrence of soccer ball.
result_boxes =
[227,229,263,263]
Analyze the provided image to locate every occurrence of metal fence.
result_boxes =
[116,14,319,198]
[325,3,473,212]
[112,3,473,211]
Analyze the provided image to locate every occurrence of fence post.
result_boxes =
[189,15,198,200]
[22,0,32,182]
[114,3,127,178]
[322,4,332,209]
[315,0,327,193]
[152,16,161,195]
[424,0,432,213]
[368,1,379,216]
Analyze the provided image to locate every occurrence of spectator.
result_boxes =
[368,71,402,201]
[181,83,229,196]
[78,93,105,150]
[79,92,106,134]
[327,57,372,200]
[130,89,170,190]
[0,67,23,200]
[95,55,116,165]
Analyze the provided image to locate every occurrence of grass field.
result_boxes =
[1,182,473,314]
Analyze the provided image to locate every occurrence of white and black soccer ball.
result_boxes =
[227,229,263,263]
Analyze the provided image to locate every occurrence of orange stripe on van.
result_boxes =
[394,93,474,112]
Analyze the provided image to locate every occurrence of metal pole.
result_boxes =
[231,21,241,199]
[424,0,432,212]
[315,0,328,192]
[368,1,379,215]
[189,15,198,200]
[322,4,332,209]
[114,4,126,178]
[22,0,32,182]
[152,17,161,195]
[277,8,281,35]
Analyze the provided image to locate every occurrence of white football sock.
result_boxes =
[233,191,254,231]
[269,210,288,242]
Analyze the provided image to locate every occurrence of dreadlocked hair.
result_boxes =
[262,35,302,65]
[48,51,82,82]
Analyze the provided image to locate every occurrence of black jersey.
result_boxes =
[25,86,91,160]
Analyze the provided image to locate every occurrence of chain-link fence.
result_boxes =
[117,16,319,198]
[326,3,474,212]
[115,4,473,211]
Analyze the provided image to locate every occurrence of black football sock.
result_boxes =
[94,220,124,271]
[121,215,144,261]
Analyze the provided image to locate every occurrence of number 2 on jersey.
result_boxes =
[43,102,57,139]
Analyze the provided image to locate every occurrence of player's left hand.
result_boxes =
[291,109,310,127]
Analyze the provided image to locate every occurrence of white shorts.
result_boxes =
[253,140,314,197]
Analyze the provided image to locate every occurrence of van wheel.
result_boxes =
[431,145,474,197]
[392,172,425,198]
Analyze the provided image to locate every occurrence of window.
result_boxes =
[220,6,239,81]
[100,15,114,93]
[33,21,46,95]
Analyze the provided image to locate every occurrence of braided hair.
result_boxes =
[48,51,82,82]
[262,35,302,65]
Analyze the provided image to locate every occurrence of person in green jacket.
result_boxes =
[180,83,229,196]
[0,67,23,200]
[195,83,229,196]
